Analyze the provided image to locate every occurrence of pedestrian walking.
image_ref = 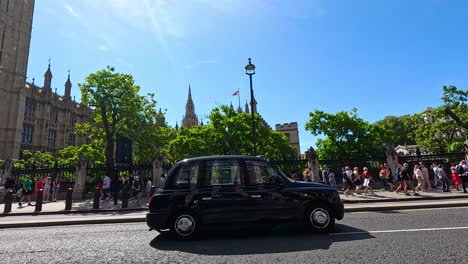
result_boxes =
[385,164,395,192]
[457,160,467,193]
[322,165,330,185]
[419,162,431,190]
[341,167,348,191]
[436,164,450,192]
[34,177,43,196]
[396,163,416,196]
[329,170,337,189]
[20,175,33,207]
[353,167,363,194]
[450,164,461,191]
[432,162,440,188]
[131,175,142,206]
[52,178,60,202]
[146,177,152,198]
[102,175,112,200]
[343,166,354,195]
[379,164,389,191]
[43,177,52,202]
[362,167,374,195]
[413,165,425,192]
[303,167,312,182]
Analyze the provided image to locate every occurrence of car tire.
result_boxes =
[170,211,200,240]
[306,203,335,233]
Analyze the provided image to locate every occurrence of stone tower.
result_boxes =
[182,85,199,128]
[275,122,301,158]
[0,0,35,159]
[64,70,72,100]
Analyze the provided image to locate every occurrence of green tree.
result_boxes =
[375,115,417,146]
[78,66,165,180]
[166,105,296,163]
[305,108,393,159]
[412,86,467,153]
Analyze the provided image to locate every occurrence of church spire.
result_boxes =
[245,100,250,113]
[64,69,72,100]
[182,84,199,128]
[43,58,53,92]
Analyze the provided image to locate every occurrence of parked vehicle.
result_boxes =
[147,155,344,240]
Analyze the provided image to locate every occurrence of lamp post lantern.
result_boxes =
[245,58,256,155]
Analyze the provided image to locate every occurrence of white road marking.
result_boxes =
[349,206,468,214]
[331,226,468,236]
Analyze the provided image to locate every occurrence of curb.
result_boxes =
[1,201,467,229]
[344,201,468,212]
[342,194,468,204]
[0,217,146,229]
[0,207,147,217]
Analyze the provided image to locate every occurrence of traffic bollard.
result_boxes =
[65,188,73,211]
[149,185,156,196]
[122,186,128,208]
[3,189,14,214]
[35,189,43,212]
[93,188,100,209]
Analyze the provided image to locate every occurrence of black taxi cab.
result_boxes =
[147,155,344,239]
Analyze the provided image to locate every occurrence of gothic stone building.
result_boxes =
[180,85,301,158]
[0,0,89,159]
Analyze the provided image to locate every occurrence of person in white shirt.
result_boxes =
[102,175,112,200]
[146,178,152,198]
[414,165,425,192]
[419,162,431,190]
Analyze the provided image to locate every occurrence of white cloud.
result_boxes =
[64,4,79,17]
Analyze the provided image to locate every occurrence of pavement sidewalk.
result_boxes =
[0,188,467,218]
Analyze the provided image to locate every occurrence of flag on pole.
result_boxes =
[232,90,239,96]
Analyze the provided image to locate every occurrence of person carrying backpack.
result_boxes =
[457,160,467,193]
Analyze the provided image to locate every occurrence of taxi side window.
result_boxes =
[245,160,281,185]
[171,163,199,188]
[205,160,241,186]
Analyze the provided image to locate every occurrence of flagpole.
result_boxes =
[238,89,241,111]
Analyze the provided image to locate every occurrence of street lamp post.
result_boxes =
[245,58,256,155]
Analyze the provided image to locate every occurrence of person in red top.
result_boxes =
[96,182,104,199]
[362,167,374,195]
[34,177,44,196]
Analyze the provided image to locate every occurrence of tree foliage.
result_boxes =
[166,106,296,163]
[305,108,395,159]
[78,66,167,173]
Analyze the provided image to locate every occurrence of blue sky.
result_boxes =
[27,0,468,153]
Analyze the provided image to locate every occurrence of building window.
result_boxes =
[68,133,75,146]
[70,116,76,129]
[48,129,56,147]
[24,100,35,117]
[49,109,58,123]
[21,124,33,144]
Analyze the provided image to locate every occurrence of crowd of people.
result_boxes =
[2,175,62,207]
[95,173,166,206]
[1,172,167,208]
[292,160,468,196]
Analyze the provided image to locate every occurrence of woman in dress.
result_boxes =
[414,165,425,192]
[43,177,52,202]
[362,167,374,195]
[450,163,461,191]
[52,178,60,202]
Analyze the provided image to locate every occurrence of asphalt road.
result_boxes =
[1,207,468,264]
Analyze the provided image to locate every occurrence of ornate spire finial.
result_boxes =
[55,87,57,94]
[67,69,70,79]
[32,78,35,86]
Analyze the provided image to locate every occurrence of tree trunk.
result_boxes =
[101,101,118,204]
[385,144,399,176]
